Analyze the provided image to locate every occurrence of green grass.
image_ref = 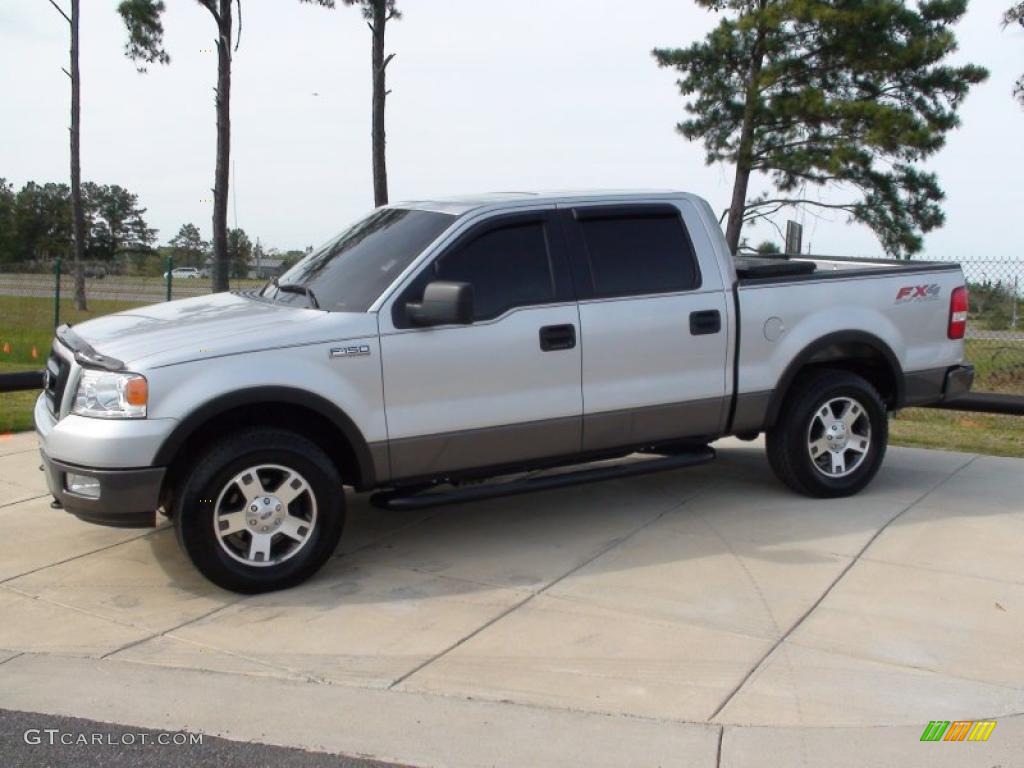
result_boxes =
[887,338,1024,458]
[0,295,146,366]
[966,340,1024,394]
[1,295,144,434]
[891,408,1024,458]
[0,362,41,434]
[3,295,1023,456]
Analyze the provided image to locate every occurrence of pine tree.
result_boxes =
[118,1,333,291]
[169,223,209,268]
[82,183,157,260]
[227,227,253,279]
[339,0,401,207]
[1006,3,1024,106]
[0,179,15,265]
[653,0,988,257]
[46,0,88,308]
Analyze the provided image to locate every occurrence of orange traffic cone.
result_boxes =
[1,342,9,354]
[31,346,38,359]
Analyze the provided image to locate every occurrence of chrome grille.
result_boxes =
[44,351,71,416]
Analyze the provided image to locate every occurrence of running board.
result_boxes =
[370,447,716,511]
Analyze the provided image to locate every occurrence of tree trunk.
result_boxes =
[69,0,87,311]
[370,1,389,207]
[724,18,768,255]
[211,0,232,293]
[724,164,752,255]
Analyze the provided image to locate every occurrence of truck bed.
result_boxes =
[732,255,967,429]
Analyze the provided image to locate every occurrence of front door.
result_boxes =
[379,210,582,480]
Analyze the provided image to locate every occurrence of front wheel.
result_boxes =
[766,369,888,498]
[173,428,345,593]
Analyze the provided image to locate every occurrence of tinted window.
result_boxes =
[433,221,556,320]
[578,213,698,297]
[264,208,454,312]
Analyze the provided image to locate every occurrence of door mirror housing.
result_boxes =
[406,281,474,326]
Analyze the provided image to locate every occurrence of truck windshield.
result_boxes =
[261,208,455,312]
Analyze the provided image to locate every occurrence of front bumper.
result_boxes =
[39,450,164,528]
[34,393,169,528]
[34,393,176,469]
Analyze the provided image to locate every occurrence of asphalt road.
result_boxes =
[0,709,406,768]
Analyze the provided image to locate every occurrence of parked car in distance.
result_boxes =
[164,267,201,279]
[35,190,973,593]
[83,266,106,279]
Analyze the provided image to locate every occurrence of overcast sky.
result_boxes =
[2,1,1022,258]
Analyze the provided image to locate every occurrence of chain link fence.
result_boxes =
[957,259,1023,395]
[1,259,266,319]
[0,259,265,358]
[0,260,266,432]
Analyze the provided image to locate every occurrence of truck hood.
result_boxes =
[66,292,377,368]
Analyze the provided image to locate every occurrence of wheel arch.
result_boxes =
[764,331,904,430]
[154,387,378,509]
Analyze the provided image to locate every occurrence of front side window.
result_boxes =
[263,208,455,312]
[432,220,556,321]
[577,211,699,298]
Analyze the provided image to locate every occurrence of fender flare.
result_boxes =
[152,386,376,488]
[764,330,905,428]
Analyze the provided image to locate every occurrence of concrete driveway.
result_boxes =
[0,431,1021,766]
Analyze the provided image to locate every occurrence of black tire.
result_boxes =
[765,369,888,498]
[173,428,345,593]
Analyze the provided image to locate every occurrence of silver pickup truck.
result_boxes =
[34,191,973,592]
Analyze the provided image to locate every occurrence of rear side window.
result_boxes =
[576,211,699,297]
[434,221,556,320]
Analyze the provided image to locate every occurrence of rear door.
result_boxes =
[559,201,730,451]
[379,209,582,480]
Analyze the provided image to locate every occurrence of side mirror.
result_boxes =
[406,281,473,326]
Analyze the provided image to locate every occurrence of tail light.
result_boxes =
[948,286,968,340]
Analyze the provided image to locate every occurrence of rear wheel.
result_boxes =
[766,369,888,498]
[173,428,345,593]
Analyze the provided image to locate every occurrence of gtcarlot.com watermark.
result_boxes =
[24,728,203,747]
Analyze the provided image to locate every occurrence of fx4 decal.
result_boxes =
[896,284,941,303]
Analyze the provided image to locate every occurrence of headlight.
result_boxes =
[72,370,148,419]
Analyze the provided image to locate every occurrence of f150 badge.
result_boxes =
[330,345,371,358]
[895,284,940,303]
